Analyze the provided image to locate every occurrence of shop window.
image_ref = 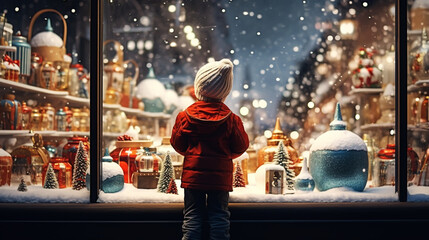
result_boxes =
[1,0,428,203]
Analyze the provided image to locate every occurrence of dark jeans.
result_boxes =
[182,188,230,240]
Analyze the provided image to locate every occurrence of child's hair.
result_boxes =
[194,59,234,102]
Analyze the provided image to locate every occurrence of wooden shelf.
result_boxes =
[0,130,89,138]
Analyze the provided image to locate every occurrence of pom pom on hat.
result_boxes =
[194,59,234,102]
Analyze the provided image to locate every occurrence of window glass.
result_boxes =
[100,0,409,203]
[407,0,429,201]
[0,1,90,203]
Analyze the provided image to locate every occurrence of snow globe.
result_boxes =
[309,103,368,192]
[136,68,166,112]
[87,148,124,193]
[294,157,315,192]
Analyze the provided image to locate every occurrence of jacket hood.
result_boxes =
[185,101,231,128]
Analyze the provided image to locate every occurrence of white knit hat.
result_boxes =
[194,59,234,102]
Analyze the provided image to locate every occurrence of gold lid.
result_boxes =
[162,136,171,145]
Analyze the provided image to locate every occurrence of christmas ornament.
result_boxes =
[44,163,59,189]
[309,103,368,192]
[274,141,295,193]
[72,141,88,190]
[136,68,166,112]
[294,157,315,192]
[17,178,27,192]
[157,152,174,193]
[166,178,178,195]
[351,47,382,88]
[87,148,124,193]
[233,161,246,188]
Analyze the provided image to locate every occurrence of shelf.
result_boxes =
[349,88,384,95]
[0,130,89,138]
[360,123,395,131]
[103,102,170,119]
[0,45,17,52]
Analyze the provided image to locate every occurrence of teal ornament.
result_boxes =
[142,97,165,113]
[87,148,124,193]
[309,103,368,192]
[294,158,315,192]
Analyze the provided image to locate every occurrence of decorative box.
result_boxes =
[132,172,159,189]
[41,157,72,188]
[110,140,153,183]
[0,147,13,186]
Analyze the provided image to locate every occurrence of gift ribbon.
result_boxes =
[3,55,20,67]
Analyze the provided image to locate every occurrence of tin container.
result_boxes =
[11,33,31,83]
[56,108,66,131]
[0,93,22,130]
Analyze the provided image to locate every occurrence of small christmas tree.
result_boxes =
[17,178,28,192]
[166,177,178,194]
[44,163,59,189]
[274,141,295,191]
[233,161,246,188]
[157,152,173,193]
[72,141,89,190]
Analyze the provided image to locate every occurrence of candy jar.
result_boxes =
[30,108,42,131]
[11,31,31,83]
[56,108,66,131]
[21,101,32,130]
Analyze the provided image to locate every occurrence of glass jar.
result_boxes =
[41,157,72,188]
[56,108,66,131]
[71,108,81,131]
[62,136,89,172]
[110,140,152,183]
[63,106,73,131]
[80,107,90,132]
[30,108,42,131]
[21,101,32,130]
[43,103,55,131]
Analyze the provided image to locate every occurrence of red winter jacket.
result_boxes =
[170,101,249,192]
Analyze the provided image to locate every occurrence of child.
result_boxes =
[170,58,249,240]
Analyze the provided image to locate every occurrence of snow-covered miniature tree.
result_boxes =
[44,163,59,189]
[233,161,246,188]
[274,141,295,191]
[166,177,178,194]
[17,178,27,192]
[157,152,173,193]
[72,141,89,190]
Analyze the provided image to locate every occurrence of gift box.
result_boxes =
[132,172,159,189]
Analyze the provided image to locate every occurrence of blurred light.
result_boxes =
[169,28,174,33]
[256,32,261,36]
[252,99,260,108]
[240,106,249,116]
[355,114,361,120]
[170,42,177,47]
[243,11,249,15]
[307,101,315,109]
[208,57,215,62]
[230,49,235,54]
[293,46,299,52]
[168,5,176,13]
[140,16,150,26]
[339,19,357,40]
[316,63,329,75]
[15,7,20,12]
[232,90,240,98]
[363,2,368,7]
[184,25,193,33]
[290,131,299,140]
[349,8,356,15]
[259,99,267,108]
[264,130,272,139]
[276,77,280,81]
[186,32,196,40]
[137,40,144,49]
[243,84,249,89]
[390,129,395,135]
[127,41,136,51]
[71,9,76,13]
[144,40,153,50]
[190,38,200,46]
[233,59,240,65]
[316,54,324,62]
